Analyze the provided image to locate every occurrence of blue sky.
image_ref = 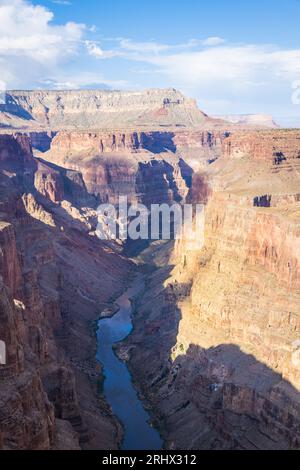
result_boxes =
[1,0,300,125]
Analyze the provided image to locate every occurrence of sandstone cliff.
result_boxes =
[0,134,133,449]
[124,129,300,450]
[39,130,196,206]
[0,89,215,130]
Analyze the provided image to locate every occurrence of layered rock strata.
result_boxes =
[0,89,214,130]
[0,134,133,449]
[124,130,300,450]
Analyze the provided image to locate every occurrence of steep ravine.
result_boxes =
[96,275,163,450]
[2,127,300,450]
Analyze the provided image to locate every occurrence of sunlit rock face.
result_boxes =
[0,89,211,130]
[222,130,300,162]
[125,129,300,450]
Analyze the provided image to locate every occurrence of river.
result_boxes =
[96,277,163,450]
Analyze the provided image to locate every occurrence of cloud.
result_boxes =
[0,0,85,87]
[142,44,300,91]
[200,37,226,46]
[115,37,226,54]
[98,39,300,115]
[111,41,300,85]
[85,40,120,59]
[39,72,128,90]
[119,38,170,54]
[85,40,105,58]
[52,0,72,5]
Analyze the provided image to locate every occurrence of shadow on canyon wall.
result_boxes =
[124,158,194,258]
[126,165,300,450]
[140,132,177,154]
[35,157,98,209]
[0,164,134,449]
[128,257,300,449]
[187,171,213,204]
[1,97,34,122]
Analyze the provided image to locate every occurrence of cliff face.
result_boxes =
[0,133,34,167]
[0,89,213,130]
[0,134,133,449]
[47,129,226,157]
[40,130,196,205]
[0,205,56,450]
[125,129,300,450]
[222,130,300,162]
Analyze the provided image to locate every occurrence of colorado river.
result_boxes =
[96,278,163,450]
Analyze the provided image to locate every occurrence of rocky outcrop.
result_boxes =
[40,131,194,205]
[0,134,133,449]
[0,222,22,297]
[0,89,212,130]
[0,133,34,167]
[34,161,65,203]
[222,130,300,162]
[45,129,226,161]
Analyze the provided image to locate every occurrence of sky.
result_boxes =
[0,0,300,126]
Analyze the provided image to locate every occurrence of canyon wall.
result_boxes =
[222,130,300,162]
[40,130,199,205]
[0,134,133,449]
[0,89,218,130]
[125,129,300,450]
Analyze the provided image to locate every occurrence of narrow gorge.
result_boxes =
[1,89,300,450]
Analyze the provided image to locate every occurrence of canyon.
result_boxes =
[1,89,300,450]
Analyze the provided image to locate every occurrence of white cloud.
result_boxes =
[119,39,170,54]
[85,40,120,59]
[115,37,226,54]
[200,36,226,46]
[52,0,72,5]
[0,0,85,87]
[39,72,128,90]
[106,40,300,116]
[85,40,105,58]
[124,44,300,84]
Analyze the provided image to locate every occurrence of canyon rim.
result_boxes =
[1,0,300,458]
